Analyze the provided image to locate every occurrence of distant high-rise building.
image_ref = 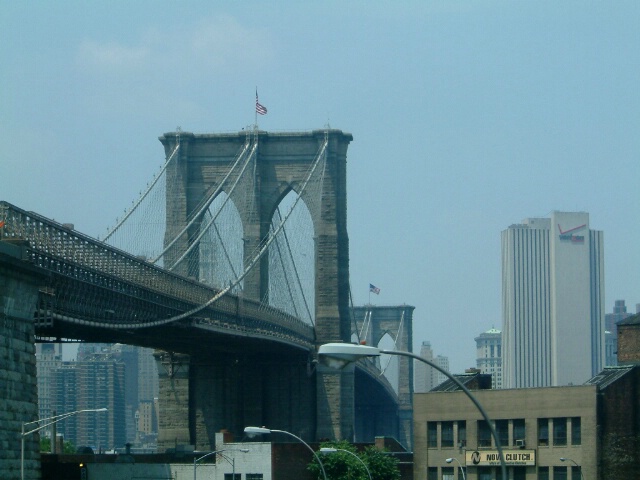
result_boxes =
[51,354,125,450]
[605,300,633,366]
[502,211,605,388]
[414,341,449,392]
[475,327,502,389]
[138,347,159,403]
[36,343,63,437]
[76,359,126,450]
[52,363,78,445]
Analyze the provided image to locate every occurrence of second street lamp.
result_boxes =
[446,457,466,480]
[193,448,249,480]
[320,447,373,480]
[560,457,585,480]
[318,342,507,480]
[244,427,327,480]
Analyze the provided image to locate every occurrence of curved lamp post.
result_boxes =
[317,343,507,480]
[21,408,108,480]
[446,457,466,480]
[193,448,249,480]
[560,457,585,480]
[244,426,327,480]
[320,447,373,480]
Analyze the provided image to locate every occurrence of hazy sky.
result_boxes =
[2,1,639,372]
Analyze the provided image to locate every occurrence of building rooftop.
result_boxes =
[617,311,640,326]
[585,365,636,389]
[430,372,492,392]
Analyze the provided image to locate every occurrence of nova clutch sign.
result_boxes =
[465,449,536,466]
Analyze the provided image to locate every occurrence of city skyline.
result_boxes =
[2,2,639,372]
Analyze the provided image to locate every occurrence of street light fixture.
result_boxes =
[319,447,373,480]
[317,342,507,480]
[560,457,585,480]
[244,426,328,480]
[21,408,108,480]
[193,448,249,480]
[446,457,466,480]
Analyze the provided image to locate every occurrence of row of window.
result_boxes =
[427,417,581,448]
[427,466,582,480]
[224,474,262,480]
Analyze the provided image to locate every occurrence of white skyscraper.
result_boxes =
[502,211,604,388]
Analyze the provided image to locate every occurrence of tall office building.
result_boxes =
[35,343,63,436]
[475,327,502,389]
[414,341,449,392]
[502,211,604,388]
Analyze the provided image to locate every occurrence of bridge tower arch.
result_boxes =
[159,129,354,442]
[352,305,415,449]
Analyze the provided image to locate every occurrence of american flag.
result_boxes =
[256,91,267,115]
[369,284,380,295]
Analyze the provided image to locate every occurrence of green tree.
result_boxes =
[308,440,400,480]
[40,437,76,453]
[361,446,400,480]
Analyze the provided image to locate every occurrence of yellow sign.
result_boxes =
[465,449,536,466]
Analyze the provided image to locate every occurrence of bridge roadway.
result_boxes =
[1,201,315,356]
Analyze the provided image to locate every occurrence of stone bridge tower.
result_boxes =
[158,129,354,445]
[352,304,415,449]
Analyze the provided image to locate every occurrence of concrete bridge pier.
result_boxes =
[0,241,48,479]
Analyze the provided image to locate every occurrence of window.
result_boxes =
[553,466,567,480]
[478,468,492,480]
[496,420,509,447]
[538,466,549,480]
[478,420,492,447]
[538,418,549,446]
[247,475,263,480]
[224,475,241,480]
[442,466,454,480]
[571,417,581,445]
[442,421,454,447]
[427,421,438,447]
[513,467,526,480]
[458,420,467,448]
[427,467,438,480]
[513,419,525,445]
[553,417,567,446]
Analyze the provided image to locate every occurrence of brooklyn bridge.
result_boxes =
[0,128,414,477]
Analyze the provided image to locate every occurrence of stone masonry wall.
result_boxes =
[0,247,45,480]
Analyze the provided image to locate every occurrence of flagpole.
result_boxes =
[255,87,258,130]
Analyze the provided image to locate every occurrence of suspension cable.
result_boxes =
[104,140,180,242]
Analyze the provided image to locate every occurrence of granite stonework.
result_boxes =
[0,243,48,479]
[158,130,354,443]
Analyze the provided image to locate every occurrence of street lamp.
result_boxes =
[320,447,373,480]
[21,408,108,480]
[560,457,585,480]
[244,426,328,480]
[317,343,507,480]
[446,457,466,480]
[193,448,249,480]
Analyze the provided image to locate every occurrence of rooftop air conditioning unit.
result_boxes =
[515,439,525,449]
